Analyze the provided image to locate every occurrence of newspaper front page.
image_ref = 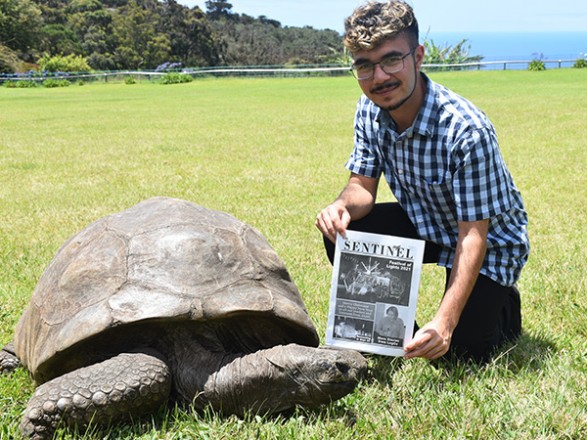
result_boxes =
[326,230,425,356]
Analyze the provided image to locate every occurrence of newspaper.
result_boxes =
[326,230,425,356]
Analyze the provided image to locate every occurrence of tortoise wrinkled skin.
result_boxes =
[2,197,367,438]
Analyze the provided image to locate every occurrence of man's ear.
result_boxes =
[415,44,425,69]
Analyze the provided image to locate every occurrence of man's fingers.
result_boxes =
[404,327,450,360]
[315,205,350,242]
[315,211,336,242]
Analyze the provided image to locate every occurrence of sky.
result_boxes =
[178,0,587,34]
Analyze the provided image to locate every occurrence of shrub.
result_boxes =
[0,44,24,74]
[125,76,137,85]
[573,58,587,68]
[423,37,483,71]
[528,60,546,71]
[37,54,92,73]
[4,80,37,88]
[160,72,193,85]
[42,79,71,88]
[528,53,546,71]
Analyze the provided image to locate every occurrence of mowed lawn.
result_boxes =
[0,69,586,439]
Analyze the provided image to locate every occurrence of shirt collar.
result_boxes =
[374,72,438,138]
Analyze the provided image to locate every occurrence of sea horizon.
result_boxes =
[425,31,587,63]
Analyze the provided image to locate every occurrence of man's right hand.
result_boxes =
[315,173,379,243]
[315,202,352,243]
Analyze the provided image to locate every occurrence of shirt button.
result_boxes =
[398,169,404,174]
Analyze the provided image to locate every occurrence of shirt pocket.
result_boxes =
[396,169,455,218]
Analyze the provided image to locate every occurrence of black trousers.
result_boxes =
[323,203,521,363]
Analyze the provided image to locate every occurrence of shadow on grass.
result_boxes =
[493,330,557,372]
[364,354,407,384]
[359,328,557,387]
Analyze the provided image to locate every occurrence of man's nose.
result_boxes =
[372,63,391,82]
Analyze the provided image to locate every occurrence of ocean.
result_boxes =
[425,31,587,69]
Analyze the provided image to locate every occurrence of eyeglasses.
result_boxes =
[350,48,416,80]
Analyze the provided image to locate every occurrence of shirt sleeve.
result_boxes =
[452,127,515,222]
[345,99,382,179]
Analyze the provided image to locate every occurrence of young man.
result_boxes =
[315,1,530,363]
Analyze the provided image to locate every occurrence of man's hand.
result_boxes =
[315,173,379,242]
[404,219,489,360]
[315,202,352,243]
[404,318,453,360]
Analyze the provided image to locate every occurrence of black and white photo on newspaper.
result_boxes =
[326,230,425,356]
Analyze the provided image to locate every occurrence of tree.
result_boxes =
[0,43,21,73]
[205,0,233,19]
[112,0,170,69]
[0,0,43,60]
[32,0,69,31]
[3,0,349,71]
[39,24,80,56]
[66,0,117,69]
[159,0,220,67]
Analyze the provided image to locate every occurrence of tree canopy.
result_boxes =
[0,0,344,72]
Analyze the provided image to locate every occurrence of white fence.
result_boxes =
[0,59,583,84]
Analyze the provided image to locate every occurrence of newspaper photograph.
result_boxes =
[325,230,425,356]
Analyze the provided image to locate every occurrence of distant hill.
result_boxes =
[0,0,344,72]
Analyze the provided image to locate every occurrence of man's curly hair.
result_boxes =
[344,1,419,53]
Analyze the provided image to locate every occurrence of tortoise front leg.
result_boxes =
[0,342,20,373]
[21,352,172,440]
[202,343,367,416]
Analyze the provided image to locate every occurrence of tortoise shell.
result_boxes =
[15,197,319,383]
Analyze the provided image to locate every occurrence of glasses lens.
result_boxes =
[380,57,404,74]
[352,65,374,80]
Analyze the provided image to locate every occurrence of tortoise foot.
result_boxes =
[21,352,172,439]
[204,343,367,416]
[0,342,20,373]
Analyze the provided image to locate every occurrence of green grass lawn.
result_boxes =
[1,69,586,439]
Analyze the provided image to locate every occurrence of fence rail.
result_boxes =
[424,59,580,70]
[0,59,583,84]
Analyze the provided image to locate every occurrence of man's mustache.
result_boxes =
[370,81,400,94]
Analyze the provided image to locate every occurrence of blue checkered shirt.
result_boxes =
[346,74,529,286]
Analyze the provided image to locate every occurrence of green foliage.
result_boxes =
[423,37,483,70]
[528,53,546,71]
[125,76,137,85]
[1,0,342,70]
[39,24,80,56]
[112,0,170,69]
[37,53,92,73]
[209,17,342,66]
[159,72,193,84]
[42,78,71,87]
[0,0,43,56]
[528,59,546,71]
[205,0,234,19]
[3,80,37,88]
[573,58,587,68]
[0,44,23,74]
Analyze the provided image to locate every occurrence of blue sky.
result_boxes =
[178,0,587,33]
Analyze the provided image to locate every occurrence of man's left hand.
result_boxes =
[404,319,452,360]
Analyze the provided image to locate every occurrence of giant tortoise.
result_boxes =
[0,197,367,439]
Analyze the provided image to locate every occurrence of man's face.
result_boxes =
[352,35,423,112]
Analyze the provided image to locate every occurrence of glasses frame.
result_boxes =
[350,48,417,81]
